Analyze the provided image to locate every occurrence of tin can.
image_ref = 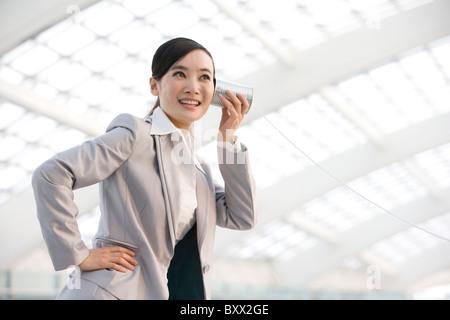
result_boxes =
[211,79,253,113]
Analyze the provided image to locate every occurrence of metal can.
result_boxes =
[211,79,253,113]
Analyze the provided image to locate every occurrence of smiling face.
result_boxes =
[150,49,215,130]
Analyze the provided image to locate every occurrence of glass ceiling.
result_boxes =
[0,0,448,281]
[203,36,450,262]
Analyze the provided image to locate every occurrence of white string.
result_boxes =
[253,104,450,243]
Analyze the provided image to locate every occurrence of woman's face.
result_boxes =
[150,49,215,130]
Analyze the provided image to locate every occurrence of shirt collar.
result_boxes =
[149,107,180,136]
[147,107,204,173]
[148,107,194,149]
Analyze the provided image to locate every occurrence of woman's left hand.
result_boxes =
[217,90,249,143]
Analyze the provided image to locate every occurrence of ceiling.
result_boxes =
[0,0,449,297]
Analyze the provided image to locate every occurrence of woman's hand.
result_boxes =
[217,90,249,143]
[78,246,138,273]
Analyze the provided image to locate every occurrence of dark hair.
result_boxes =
[146,37,216,117]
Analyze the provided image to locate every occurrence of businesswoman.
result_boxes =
[31,37,257,300]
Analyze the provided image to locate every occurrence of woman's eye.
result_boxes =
[173,71,185,77]
[200,74,211,80]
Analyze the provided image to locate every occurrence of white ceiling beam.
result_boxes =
[200,0,450,137]
[272,189,450,288]
[394,246,450,290]
[360,250,399,278]
[319,86,385,147]
[0,0,100,56]
[209,0,295,67]
[214,112,450,253]
[286,213,340,245]
[402,159,444,200]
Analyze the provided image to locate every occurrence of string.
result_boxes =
[252,104,450,243]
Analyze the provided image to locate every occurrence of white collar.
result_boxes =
[148,107,195,151]
[149,107,180,136]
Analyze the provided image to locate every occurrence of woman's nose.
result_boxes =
[184,78,200,94]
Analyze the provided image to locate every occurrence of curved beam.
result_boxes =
[215,112,450,253]
[0,0,100,56]
[199,0,450,139]
[272,189,450,287]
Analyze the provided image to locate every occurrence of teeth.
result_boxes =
[180,99,200,106]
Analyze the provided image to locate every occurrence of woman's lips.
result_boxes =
[179,99,200,106]
[179,99,201,110]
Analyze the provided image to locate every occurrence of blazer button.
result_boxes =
[203,265,210,274]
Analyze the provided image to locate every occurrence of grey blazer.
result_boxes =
[31,113,257,300]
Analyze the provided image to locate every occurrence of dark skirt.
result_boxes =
[167,223,205,300]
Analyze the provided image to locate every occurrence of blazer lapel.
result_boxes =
[153,124,210,252]
[154,134,178,248]
[195,166,210,251]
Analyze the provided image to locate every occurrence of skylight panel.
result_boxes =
[46,24,96,56]
[0,136,26,162]
[122,0,172,17]
[14,146,55,172]
[291,159,435,235]
[0,39,35,65]
[0,65,25,85]
[411,143,450,189]
[73,40,127,73]
[430,36,450,76]
[222,220,317,261]
[99,90,149,118]
[307,0,360,36]
[151,3,200,37]
[347,0,391,12]
[105,58,149,89]
[0,102,25,130]
[207,88,368,189]
[41,126,88,152]
[179,22,224,51]
[399,49,449,102]
[214,12,243,38]
[299,187,378,232]
[9,115,58,143]
[109,21,162,55]
[184,0,219,19]
[348,163,428,209]
[367,211,449,265]
[0,165,29,191]
[72,76,120,107]
[396,0,434,11]
[347,0,398,22]
[9,45,59,76]
[83,4,134,37]
[271,11,325,46]
[369,62,434,122]
[336,74,407,133]
[40,60,92,92]
[246,0,298,23]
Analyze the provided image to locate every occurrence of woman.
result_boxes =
[31,37,257,300]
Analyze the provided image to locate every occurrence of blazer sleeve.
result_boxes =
[215,141,257,230]
[31,114,138,271]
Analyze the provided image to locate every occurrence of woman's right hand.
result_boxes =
[78,246,138,273]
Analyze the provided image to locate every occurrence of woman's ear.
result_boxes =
[149,77,159,96]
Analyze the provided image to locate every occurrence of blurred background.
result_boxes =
[0,0,449,300]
